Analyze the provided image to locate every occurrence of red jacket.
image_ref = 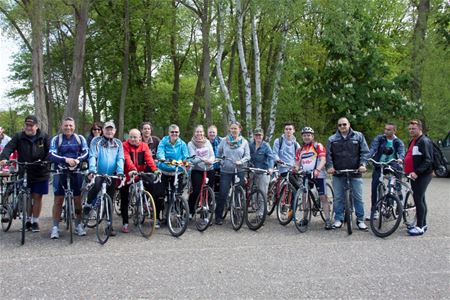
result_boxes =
[123,141,157,181]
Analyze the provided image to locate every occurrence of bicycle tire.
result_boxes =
[402,191,416,228]
[19,192,29,245]
[137,191,156,238]
[167,195,189,237]
[319,183,334,223]
[113,190,122,216]
[370,194,403,238]
[294,191,311,233]
[276,183,295,226]
[267,181,278,216]
[230,185,245,231]
[221,197,229,220]
[245,188,266,231]
[65,195,73,244]
[344,189,352,235]
[96,194,112,245]
[1,191,13,232]
[194,186,215,232]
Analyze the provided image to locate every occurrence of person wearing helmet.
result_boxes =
[296,126,332,230]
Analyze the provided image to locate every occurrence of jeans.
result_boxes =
[332,176,364,222]
[215,172,245,220]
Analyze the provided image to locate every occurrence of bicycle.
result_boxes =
[191,164,215,232]
[333,169,360,235]
[0,160,48,245]
[294,171,334,233]
[127,171,158,238]
[162,160,190,237]
[275,161,300,226]
[266,168,281,216]
[243,166,269,231]
[52,165,86,244]
[0,168,19,233]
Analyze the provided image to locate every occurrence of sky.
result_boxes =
[0,34,20,110]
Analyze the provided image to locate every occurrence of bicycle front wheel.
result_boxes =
[402,191,416,228]
[230,186,245,231]
[96,194,113,245]
[294,191,311,233]
[19,192,31,245]
[136,191,156,238]
[65,196,73,244]
[113,190,122,216]
[267,181,278,216]
[194,186,215,232]
[277,183,295,226]
[344,189,353,235]
[1,192,13,232]
[167,195,189,237]
[245,188,266,231]
[370,194,403,238]
[320,183,334,223]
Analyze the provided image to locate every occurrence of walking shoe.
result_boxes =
[189,213,193,220]
[121,224,129,233]
[408,226,424,236]
[31,222,40,232]
[155,219,161,229]
[357,221,368,231]
[74,224,86,236]
[324,219,332,230]
[109,227,117,237]
[422,225,428,232]
[365,211,379,221]
[332,220,343,229]
[26,221,32,231]
[215,218,223,225]
[50,226,59,239]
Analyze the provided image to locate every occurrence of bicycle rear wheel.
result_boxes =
[136,191,156,238]
[167,195,189,237]
[194,186,215,232]
[113,190,121,216]
[320,183,334,222]
[344,189,352,235]
[277,183,295,226]
[245,188,266,231]
[370,194,403,238]
[294,191,311,233]
[1,191,13,232]
[230,186,245,231]
[402,191,416,228]
[267,181,278,216]
[65,196,73,244]
[96,194,112,245]
[19,192,30,245]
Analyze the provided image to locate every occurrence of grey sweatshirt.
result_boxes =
[217,137,251,174]
[188,140,215,171]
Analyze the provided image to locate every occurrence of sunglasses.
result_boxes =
[93,128,101,131]
[170,131,179,134]
[338,123,348,127]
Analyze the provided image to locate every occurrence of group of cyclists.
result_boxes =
[0,114,433,241]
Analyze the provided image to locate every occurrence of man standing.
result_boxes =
[326,117,370,230]
[49,117,89,239]
[141,122,160,159]
[368,123,405,220]
[404,120,433,236]
[0,115,50,232]
[273,122,301,187]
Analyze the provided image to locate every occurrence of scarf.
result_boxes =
[191,135,207,149]
[226,134,243,149]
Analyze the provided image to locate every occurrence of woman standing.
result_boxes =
[86,122,103,147]
[215,121,250,225]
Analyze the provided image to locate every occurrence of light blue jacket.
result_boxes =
[157,136,189,173]
[88,136,124,175]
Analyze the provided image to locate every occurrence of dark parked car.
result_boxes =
[436,131,450,177]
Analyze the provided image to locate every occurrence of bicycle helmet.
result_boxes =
[301,127,314,134]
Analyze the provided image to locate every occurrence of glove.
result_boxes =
[128,170,137,177]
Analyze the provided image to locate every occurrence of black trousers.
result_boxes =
[188,169,215,213]
[411,173,432,228]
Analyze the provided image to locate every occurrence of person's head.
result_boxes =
[229,121,242,138]
[0,127,5,139]
[168,124,180,143]
[128,128,141,146]
[91,122,103,137]
[384,123,396,139]
[103,121,116,139]
[337,117,350,134]
[194,125,205,139]
[208,125,218,140]
[254,128,264,143]
[24,115,39,136]
[301,126,315,144]
[284,122,295,138]
[141,122,152,138]
[408,119,423,138]
[61,117,75,137]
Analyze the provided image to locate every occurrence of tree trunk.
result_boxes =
[266,21,288,143]
[170,0,180,125]
[118,0,130,140]
[201,0,212,126]
[252,13,262,129]
[63,0,90,123]
[236,0,252,136]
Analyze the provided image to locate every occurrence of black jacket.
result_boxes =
[0,129,50,182]
[408,134,433,176]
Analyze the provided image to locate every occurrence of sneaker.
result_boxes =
[155,219,161,229]
[357,221,368,231]
[422,225,428,232]
[408,226,424,236]
[121,224,129,233]
[50,226,59,239]
[215,218,223,225]
[324,219,332,230]
[365,211,379,221]
[31,222,40,232]
[332,220,343,229]
[109,227,117,237]
[189,213,193,220]
[26,221,32,231]
[74,224,86,236]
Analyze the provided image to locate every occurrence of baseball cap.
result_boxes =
[24,115,39,125]
[104,121,116,129]
[254,128,264,135]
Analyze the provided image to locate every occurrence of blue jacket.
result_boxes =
[156,136,189,173]
[49,134,89,167]
[88,136,124,175]
[250,140,274,170]
[369,134,405,162]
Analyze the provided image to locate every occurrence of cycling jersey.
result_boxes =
[89,136,124,175]
[296,143,326,178]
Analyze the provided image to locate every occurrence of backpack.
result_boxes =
[278,136,299,153]
[57,133,81,148]
[431,141,448,171]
